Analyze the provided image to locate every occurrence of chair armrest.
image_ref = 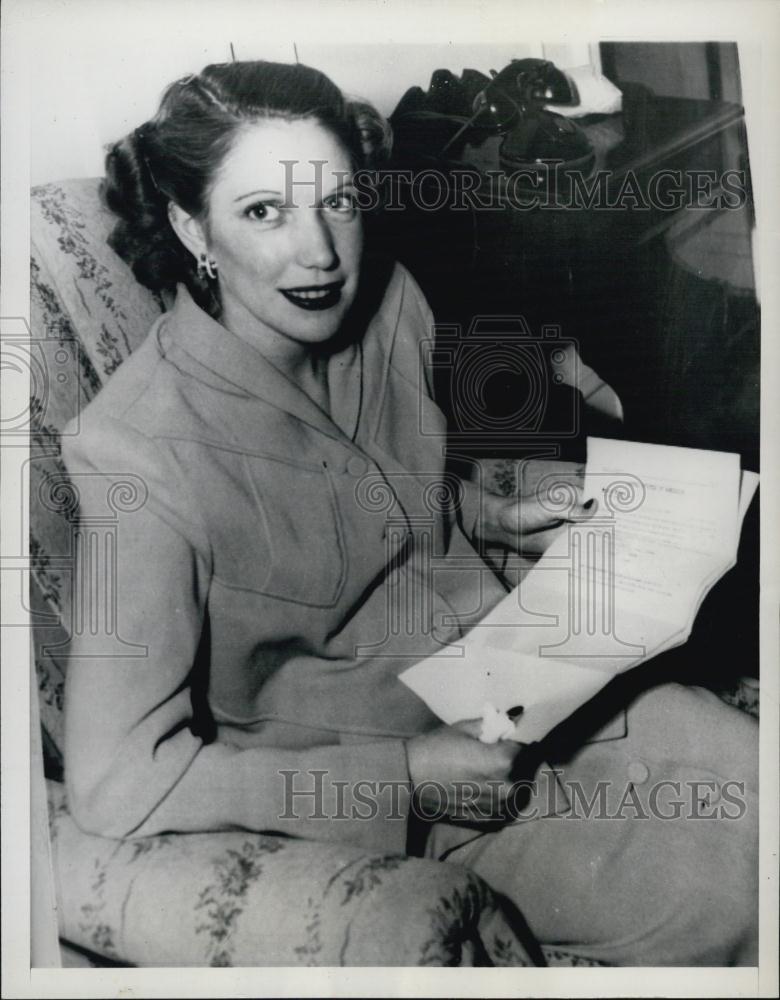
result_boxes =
[47,782,537,967]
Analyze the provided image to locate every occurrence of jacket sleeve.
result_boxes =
[60,416,412,851]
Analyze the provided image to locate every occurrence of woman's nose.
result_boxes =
[296,210,339,271]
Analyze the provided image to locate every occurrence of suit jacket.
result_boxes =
[62,261,508,851]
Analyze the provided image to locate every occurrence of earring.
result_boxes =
[197,253,218,280]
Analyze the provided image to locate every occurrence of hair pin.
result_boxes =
[142,155,163,195]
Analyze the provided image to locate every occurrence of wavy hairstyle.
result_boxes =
[102,61,392,316]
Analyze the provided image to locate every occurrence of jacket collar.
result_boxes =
[162,258,401,446]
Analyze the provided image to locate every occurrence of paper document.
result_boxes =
[400,438,758,743]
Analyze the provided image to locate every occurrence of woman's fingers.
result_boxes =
[451,717,485,739]
[497,494,564,536]
[516,521,568,556]
[497,492,597,554]
[407,721,530,822]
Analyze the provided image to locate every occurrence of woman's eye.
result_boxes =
[244,202,282,223]
[323,192,357,214]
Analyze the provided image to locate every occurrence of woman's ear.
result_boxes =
[167,202,208,262]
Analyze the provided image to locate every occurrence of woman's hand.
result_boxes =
[481,490,592,557]
[406,720,520,822]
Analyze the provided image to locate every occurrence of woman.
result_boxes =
[62,60,758,966]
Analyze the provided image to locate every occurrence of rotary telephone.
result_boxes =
[389,58,595,176]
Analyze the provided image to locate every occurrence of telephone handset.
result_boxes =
[390,58,595,179]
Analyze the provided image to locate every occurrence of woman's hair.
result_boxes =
[102,61,392,315]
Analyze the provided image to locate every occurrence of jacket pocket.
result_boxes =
[213,451,347,607]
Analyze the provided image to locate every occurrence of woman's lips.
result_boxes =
[280,281,344,311]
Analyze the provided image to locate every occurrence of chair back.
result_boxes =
[30,179,163,774]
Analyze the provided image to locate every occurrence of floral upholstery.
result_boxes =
[47,782,542,968]
[31,179,165,778]
[32,179,601,969]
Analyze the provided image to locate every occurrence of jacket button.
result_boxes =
[346,456,368,477]
[627,761,650,786]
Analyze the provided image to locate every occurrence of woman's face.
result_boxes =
[198,118,363,358]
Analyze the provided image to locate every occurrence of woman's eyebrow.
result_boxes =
[233,176,355,204]
[318,176,356,200]
[233,189,283,203]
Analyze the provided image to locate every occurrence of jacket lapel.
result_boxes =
[164,260,401,447]
[164,285,350,444]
